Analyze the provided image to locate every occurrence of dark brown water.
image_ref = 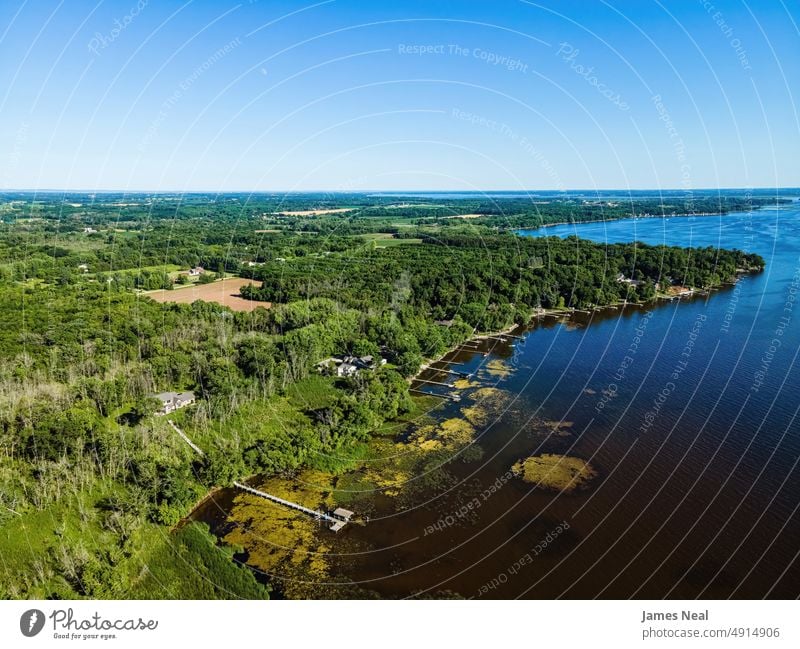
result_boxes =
[196,206,800,599]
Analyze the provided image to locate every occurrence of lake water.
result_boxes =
[198,204,800,598]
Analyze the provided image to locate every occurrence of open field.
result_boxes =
[374,237,423,247]
[275,208,354,216]
[358,233,424,247]
[96,263,183,277]
[144,277,271,311]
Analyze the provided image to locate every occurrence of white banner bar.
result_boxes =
[0,600,796,648]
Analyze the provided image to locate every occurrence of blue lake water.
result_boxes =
[380,205,800,598]
[496,205,800,597]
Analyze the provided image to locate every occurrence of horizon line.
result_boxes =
[2,186,799,195]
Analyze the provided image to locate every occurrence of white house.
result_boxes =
[153,391,196,416]
[316,355,386,377]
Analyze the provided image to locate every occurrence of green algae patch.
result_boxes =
[334,435,421,500]
[452,378,473,389]
[469,387,513,414]
[484,359,512,378]
[222,470,336,583]
[362,468,411,497]
[407,417,476,454]
[461,404,489,427]
[511,454,597,493]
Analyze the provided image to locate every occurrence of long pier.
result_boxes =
[233,481,338,524]
[169,422,354,530]
[414,378,455,387]
[429,367,468,376]
[410,388,447,398]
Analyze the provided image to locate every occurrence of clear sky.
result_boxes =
[1,0,798,192]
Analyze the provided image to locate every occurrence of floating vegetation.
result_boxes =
[461,404,490,427]
[408,417,476,454]
[511,454,597,492]
[332,472,381,507]
[222,470,335,584]
[543,420,575,437]
[452,378,473,389]
[483,359,512,378]
[470,386,513,412]
[362,466,412,497]
[418,439,443,452]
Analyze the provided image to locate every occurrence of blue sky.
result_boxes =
[1,0,798,191]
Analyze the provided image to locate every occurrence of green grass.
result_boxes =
[357,232,395,241]
[376,394,441,436]
[49,235,108,252]
[191,394,311,451]
[0,482,121,598]
[355,233,424,247]
[373,238,423,248]
[99,263,182,277]
[286,374,338,411]
[0,477,268,599]
[122,522,269,599]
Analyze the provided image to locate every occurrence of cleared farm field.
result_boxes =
[274,208,354,216]
[144,277,271,311]
[358,233,424,247]
[373,237,423,247]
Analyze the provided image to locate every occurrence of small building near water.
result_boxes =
[329,507,355,532]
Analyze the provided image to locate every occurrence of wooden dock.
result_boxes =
[414,378,455,388]
[410,388,459,400]
[167,423,356,532]
[429,367,468,377]
[233,482,354,532]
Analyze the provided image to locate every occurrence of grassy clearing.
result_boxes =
[0,482,262,599]
[96,263,182,277]
[0,488,112,598]
[192,395,310,451]
[354,232,425,247]
[357,232,395,241]
[286,375,338,411]
[125,522,269,599]
[372,238,423,248]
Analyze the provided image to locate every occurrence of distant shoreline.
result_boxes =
[516,205,780,233]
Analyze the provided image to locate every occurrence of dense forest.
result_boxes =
[242,232,763,329]
[0,191,776,599]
